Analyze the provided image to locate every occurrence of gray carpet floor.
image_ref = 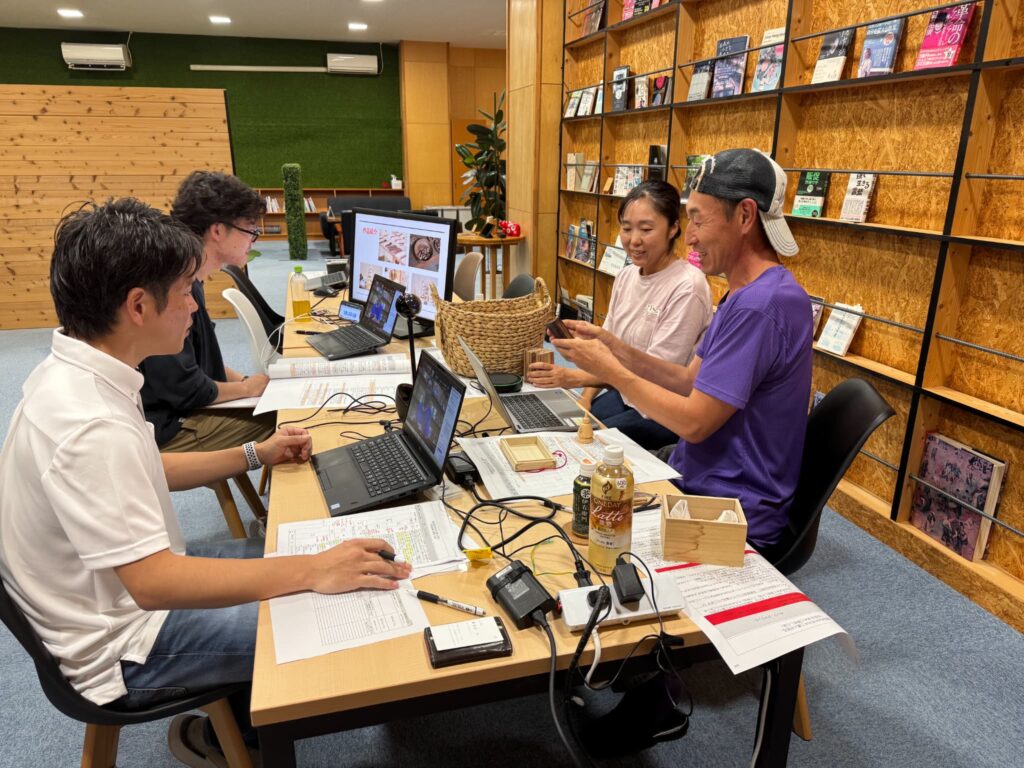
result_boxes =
[0,242,1021,767]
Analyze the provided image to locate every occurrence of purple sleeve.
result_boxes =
[693,309,783,410]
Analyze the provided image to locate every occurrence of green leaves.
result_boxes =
[454,90,508,232]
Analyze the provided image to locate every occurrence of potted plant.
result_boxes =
[455,91,506,235]
[282,162,307,260]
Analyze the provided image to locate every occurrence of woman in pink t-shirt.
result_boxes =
[530,181,712,448]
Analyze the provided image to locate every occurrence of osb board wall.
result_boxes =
[608,11,678,76]
[931,400,1024,582]
[812,355,910,502]
[787,222,935,374]
[788,80,967,232]
[973,69,1024,241]
[602,111,673,165]
[557,255,594,304]
[597,197,623,246]
[685,0,790,87]
[671,99,776,163]
[595,270,614,323]
[795,0,983,85]
[944,247,1024,414]
[0,85,234,329]
[564,38,605,89]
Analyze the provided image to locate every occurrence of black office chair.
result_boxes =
[222,264,286,353]
[0,579,253,767]
[759,377,895,576]
[319,212,340,257]
[503,273,537,299]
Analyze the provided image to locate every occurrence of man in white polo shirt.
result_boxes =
[0,198,410,766]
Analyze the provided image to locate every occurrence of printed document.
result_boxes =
[254,373,410,414]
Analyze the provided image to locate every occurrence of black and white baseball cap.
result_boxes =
[690,148,799,256]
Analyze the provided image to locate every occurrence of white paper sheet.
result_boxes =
[429,616,503,651]
[456,428,680,498]
[629,510,855,674]
[253,373,410,414]
[268,354,411,379]
[200,396,261,410]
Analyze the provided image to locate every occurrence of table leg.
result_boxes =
[488,246,498,300]
[258,724,298,768]
[751,647,803,768]
[500,244,510,292]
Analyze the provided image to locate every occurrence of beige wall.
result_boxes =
[400,42,507,211]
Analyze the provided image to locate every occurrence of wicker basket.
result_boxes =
[431,277,553,377]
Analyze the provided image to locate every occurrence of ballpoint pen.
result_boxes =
[405,588,486,617]
[294,329,324,335]
[377,549,407,564]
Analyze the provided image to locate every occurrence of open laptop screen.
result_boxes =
[360,275,403,337]
[404,354,465,471]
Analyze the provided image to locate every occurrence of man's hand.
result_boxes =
[241,374,270,397]
[308,538,412,593]
[527,362,586,389]
[561,319,606,342]
[256,426,313,466]
[551,337,628,384]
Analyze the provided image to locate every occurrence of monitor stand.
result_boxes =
[392,316,435,339]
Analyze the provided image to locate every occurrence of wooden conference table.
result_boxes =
[250,289,804,767]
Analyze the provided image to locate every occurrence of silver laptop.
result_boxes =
[458,336,585,433]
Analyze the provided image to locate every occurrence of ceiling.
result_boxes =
[0,0,507,48]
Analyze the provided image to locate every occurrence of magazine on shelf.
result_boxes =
[648,144,668,182]
[598,245,630,276]
[574,220,595,265]
[622,0,636,21]
[594,82,605,113]
[838,173,877,223]
[565,225,578,260]
[579,161,600,194]
[910,432,1005,562]
[577,86,597,116]
[634,76,650,109]
[565,152,582,190]
[791,171,831,217]
[858,18,905,77]
[582,0,606,35]
[651,74,672,105]
[752,28,786,92]
[914,3,977,69]
[687,61,713,101]
[682,154,711,201]
[564,89,582,118]
[711,35,750,98]
[814,303,863,356]
[808,295,825,337]
[611,66,631,111]
[812,29,854,83]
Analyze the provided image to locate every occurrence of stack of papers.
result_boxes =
[254,354,413,414]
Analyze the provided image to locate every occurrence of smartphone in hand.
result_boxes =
[546,318,574,340]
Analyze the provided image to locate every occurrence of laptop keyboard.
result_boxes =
[503,393,563,429]
[325,324,379,347]
[350,433,426,497]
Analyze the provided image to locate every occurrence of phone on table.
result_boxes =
[546,318,574,340]
[338,301,362,323]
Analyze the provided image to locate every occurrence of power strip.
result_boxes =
[558,573,684,631]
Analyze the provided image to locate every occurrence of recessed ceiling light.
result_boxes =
[57,9,84,18]
[209,15,232,25]
[362,0,384,3]
[348,22,368,31]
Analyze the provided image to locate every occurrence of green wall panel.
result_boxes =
[0,28,403,188]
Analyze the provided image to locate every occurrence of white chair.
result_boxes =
[453,251,484,301]
[222,287,280,374]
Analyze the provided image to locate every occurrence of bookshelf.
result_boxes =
[253,187,404,241]
[556,0,1024,630]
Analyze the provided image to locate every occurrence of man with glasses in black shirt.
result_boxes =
[140,172,277,484]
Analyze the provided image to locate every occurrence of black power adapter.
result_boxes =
[486,560,557,629]
[612,556,645,609]
[445,451,481,486]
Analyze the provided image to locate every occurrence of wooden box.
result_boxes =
[660,494,747,567]
[499,436,556,471]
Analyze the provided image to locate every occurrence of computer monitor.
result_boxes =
[349,208,457,337]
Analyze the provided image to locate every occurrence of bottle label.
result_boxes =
[572,483,591,536]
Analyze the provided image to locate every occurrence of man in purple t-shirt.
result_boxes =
[552,149,812,548]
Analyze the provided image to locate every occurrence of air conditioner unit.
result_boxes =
[326,53,379,75]
[61,42,132,71]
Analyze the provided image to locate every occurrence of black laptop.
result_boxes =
[312,351,466,516]
[307,274,404,361]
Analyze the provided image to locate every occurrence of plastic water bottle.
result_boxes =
[588,444,634,574]
[290,265,311,322]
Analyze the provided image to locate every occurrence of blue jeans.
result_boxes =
[116,538,264,741]
[591,389,679,451]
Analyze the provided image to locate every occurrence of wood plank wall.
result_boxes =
[0,84,235,330]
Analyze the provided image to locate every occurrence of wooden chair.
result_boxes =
[210,474,266,539]
[0,579,253,768]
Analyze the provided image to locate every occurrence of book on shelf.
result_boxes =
[577,86,597,116]
[808,295,825,337]
[565,224,579,260]
[622,0,636,21]
[612,165,645,196]
[648,144,668,182]
[602,176,614,194]
[751,27,786,92]
[914,3,977,70]
[598,244,630,276]
[814,303,863,356]
[574,219,595,265]
[564,89,582,118]
[839,173,877,223]
[579,161,600,193]
[812,29,854,84]
[581,0,606,36]
[858,18,905,77]
[910,432,1005,562]
[791,171,831,217]
[594,82,604,114]
[682,154,711,201]
[650,74,672,105]
[634,76,650,109]
[687,61,712,101]
[565,152,583,190]
[576,294,594,323]
[611,66,631,111]
[712,35,750,98]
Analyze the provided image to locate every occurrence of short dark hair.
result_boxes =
[618,181,683,247]
[170,171,265,238]
[50,198,203,341]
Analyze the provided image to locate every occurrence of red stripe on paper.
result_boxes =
[655,562,702,573]
[705,593,810,626]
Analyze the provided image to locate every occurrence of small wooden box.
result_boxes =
[524,348,554,383]
[499,435,556,471]
[660,494,747,567]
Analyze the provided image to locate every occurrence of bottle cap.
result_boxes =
[294,265,303,273]
[602,444,624,466]
[578,458,597,477]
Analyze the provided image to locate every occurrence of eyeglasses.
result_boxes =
[225,222,261,242]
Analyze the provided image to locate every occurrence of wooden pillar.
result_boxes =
[399,41,454,209]
[507,0,563,286]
